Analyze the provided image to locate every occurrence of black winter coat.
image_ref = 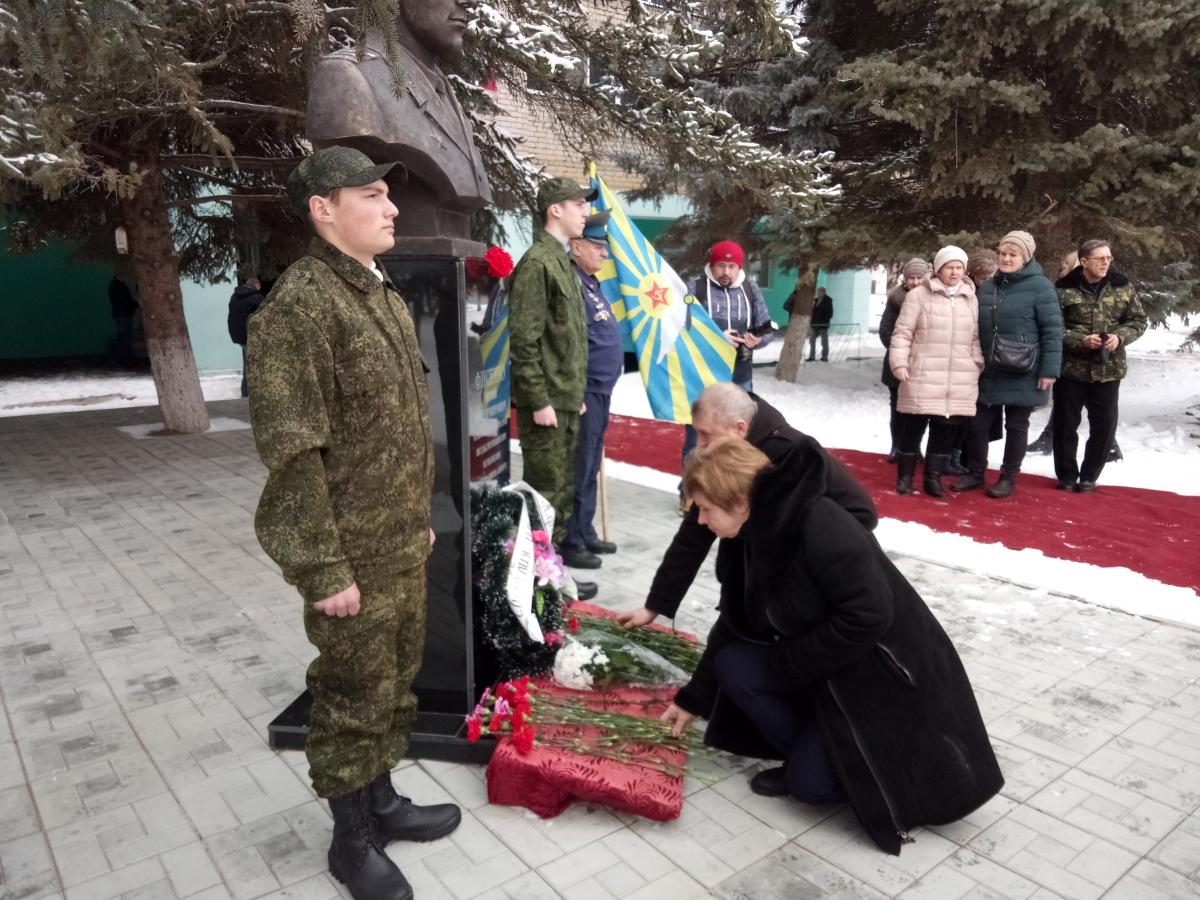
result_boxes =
[645,396,877,618]
[879,286,907,389]
[976,259,1062,408]
[228,284,265,345]
[675,442,1003,855]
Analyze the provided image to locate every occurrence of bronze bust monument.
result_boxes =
[307,0,492,256]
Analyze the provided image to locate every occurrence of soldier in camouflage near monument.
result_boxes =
[247,146,460,900]
[1052,238,1148,493]
[509,177,600,600]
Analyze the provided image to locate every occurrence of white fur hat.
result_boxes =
[933,245,969,276]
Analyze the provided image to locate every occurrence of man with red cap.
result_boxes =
[677,240,774,511]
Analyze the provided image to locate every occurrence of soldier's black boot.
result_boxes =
[952,465,986,492]
[328,788,413,900]
[896,453,918,495]
[923,453,949,498]
[368,772,461,844]
[986,468,1018,498]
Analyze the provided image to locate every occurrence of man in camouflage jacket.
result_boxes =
[1051,239,1147,492]
[508,178,600,597]
[247,146,459,900]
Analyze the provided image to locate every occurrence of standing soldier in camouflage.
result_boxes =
[1052,239,1147,493]
[509,178,599,599]
[248,146,460,900]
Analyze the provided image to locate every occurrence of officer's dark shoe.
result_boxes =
[1074,480,1098,493]
[923,453,949,498]
[368,772,461,844]
[952,467,986,492]
[945,449,969,476]
[750,766,789,798]
[1056,479,1077,491]
[986,469,1018,498]
[574,579,599,600]
[328,788,413,900]
[896,453,918,496]
[586,540,617,555]
[561,548,602,569]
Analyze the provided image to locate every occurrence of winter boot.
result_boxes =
[328,788,413,900]
[368,772,461,844]
[923,453,949,498]
[986,468,1018,498]
[1107,440,1124,463]
[887,446,899,464]
[952,466,986,492]
[945,449,969,476]
[896,453,918,495]
[1027,427,1053,455]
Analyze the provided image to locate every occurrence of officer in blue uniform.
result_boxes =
[560,211,624,572]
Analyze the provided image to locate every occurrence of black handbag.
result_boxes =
[987,285,1039,375]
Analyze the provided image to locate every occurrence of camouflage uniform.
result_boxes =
[1052,266,1147,486]
[509,229,588,542]
[248,236,433,798]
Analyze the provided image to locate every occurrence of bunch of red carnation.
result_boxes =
[465,677,536,754]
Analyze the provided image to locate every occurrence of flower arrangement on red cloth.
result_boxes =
[467,678,711,777]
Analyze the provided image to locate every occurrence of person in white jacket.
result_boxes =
[888,245,984,497]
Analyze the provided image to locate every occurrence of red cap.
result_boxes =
[709,240,744,268]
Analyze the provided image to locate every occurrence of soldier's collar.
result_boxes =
[309,237,390,294]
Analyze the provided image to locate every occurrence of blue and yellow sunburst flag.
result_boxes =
[588,166,735,424]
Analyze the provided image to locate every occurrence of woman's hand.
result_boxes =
[1037,377,1056,391]
[894,367,909,382]
[660,703,696,738]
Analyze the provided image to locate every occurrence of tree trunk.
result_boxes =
[775,266,817,383]
[121,164,210,434]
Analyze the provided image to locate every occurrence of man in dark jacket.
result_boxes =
[618,382,877,630]
[807,287,834,361]
[108,275,138,366]
[228,276,264,397]
[1052,240,1147,492]
[509,177,600,599]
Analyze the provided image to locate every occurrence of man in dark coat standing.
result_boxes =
[618,382,877,630]
[807,286,834,361]
[228,276,264,397]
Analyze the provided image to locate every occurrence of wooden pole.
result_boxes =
[598,450,610,542]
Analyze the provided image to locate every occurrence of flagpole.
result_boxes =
[599,450,610,543]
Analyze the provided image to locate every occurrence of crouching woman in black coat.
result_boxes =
[662,438,1003,855]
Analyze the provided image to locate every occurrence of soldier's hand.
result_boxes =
[1104,333,1120,352]
[532,405,558,428]
[618,607,658,629]
[313,582,361,618]
[1082,334,1102,350]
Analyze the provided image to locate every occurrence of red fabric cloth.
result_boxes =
[596,413,1200,594]
[485,603,694,821]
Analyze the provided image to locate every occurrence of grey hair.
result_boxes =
[1077,239,1111,260]
[692,381,757,427]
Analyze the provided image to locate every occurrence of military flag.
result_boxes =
[588,168,735,424]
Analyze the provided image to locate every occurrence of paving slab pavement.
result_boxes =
[0,399,1197,899]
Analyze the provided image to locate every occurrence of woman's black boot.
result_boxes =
[896,453,918,495]
[986,468,1018,498]
[952,466,986,492]
[923,453,949,498]
[328,788,413,900]
[945,449,968,476]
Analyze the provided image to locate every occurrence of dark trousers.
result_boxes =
[1053,378,1120,484]
[240,345,249,397]
[887,385,902,450]
[807,326,830,361]
[897,414,957,455]
[112,315,135,365]
[516,406,581,544]
[968,404,1032,472]
[713,642,843,804]
[563,391,611,552]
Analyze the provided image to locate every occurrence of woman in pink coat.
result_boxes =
[888,246,985,497]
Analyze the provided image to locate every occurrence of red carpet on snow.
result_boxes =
[592,413,1200,594]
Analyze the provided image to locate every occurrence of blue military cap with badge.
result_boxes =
[580,210,611,245]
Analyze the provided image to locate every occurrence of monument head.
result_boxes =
[399,0,471,63]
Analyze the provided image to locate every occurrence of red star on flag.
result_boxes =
[645,281,671,308]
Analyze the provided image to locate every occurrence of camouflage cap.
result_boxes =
[286,146,399,218]
[537,177,599,215]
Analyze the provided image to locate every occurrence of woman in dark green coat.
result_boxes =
[954,231,1062,497]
